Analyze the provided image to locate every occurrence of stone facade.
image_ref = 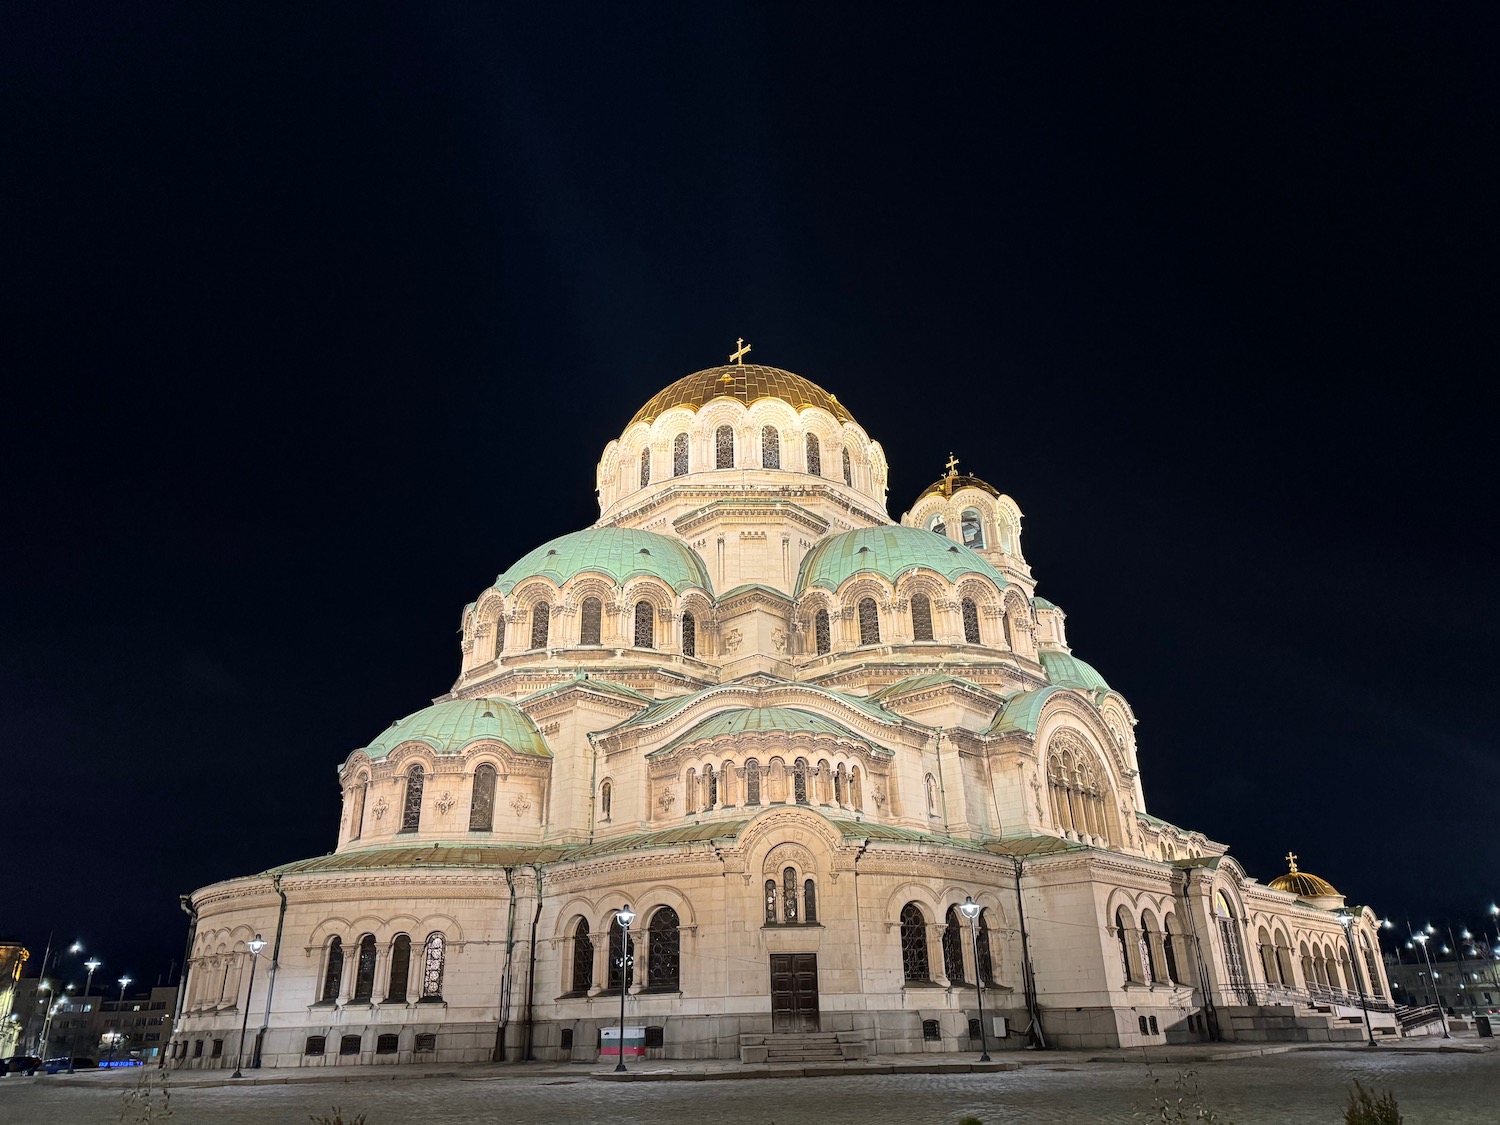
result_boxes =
[173,359,1395,1068]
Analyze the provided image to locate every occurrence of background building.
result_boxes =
[174,359,1395,1068]
[0,943,28,1058]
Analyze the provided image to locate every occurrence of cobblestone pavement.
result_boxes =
[1,1048,1497,1124]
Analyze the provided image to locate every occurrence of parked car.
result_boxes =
[2,1055,44,1076]
[44,1056,97,1073]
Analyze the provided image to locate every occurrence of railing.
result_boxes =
[1395,1004,1443,1030]
[1232,983,1392,1014]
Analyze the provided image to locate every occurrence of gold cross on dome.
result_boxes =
[730,337,752,365]
[945,452,960,476]
[1285,851,1298,873]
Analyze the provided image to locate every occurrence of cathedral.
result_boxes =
[173,355,1395,1067]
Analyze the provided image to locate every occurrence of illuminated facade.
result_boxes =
[175,357,1394,1067]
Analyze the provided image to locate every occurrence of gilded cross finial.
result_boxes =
[945,452,960,477]
[730,337,752,366]
[1285,851,1298,873]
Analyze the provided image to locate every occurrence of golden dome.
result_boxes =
[628,364,855,429]
[1267,852,1340,898]
[917,472,1001,503]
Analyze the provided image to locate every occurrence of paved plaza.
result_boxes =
[1,1045,1496,1124]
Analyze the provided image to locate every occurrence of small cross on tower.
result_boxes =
[1285,851,1299,873]
[730,337,752,365]
[945,452,960,477]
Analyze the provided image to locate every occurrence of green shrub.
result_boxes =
[958,1117,984,1125]
[309,1110,366,1125]
[1344,1081,1401,1125]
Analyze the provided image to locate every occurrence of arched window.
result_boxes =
[599,779,612,821]
[764,879,778,925]
[1140,914,1159,985]
[976,911,995,985]
[943,907,966,983]
[1361,934,1384,998]
[387,935,411,1002]
[703,763,717,809]
[1163,919,1181,984]
[858,597,880,645]
[745,759,761,806]
[647,908,681,990]
[782,867,799,924]
[320,937,344,1003]
[911,592,934,641]
[469,764,496,831]
[928,514,946,537]
[570,919,593,993]
[639,447,651,488]
[421,933,445,1000]
[1046,739,1111,844]
[607,913,630,990]
[805,433,821,476]
[353,934,377,1002]
[834,763,846,805]
[493,616,505,658]
[401,765,424,832]
[961,508,985,548]
[1213,892,1250,1000]
[681,611,696,657]
[792,758,809,804]
[961,598,980,644]
[814,609,831,655]
[1115,908,1134,981]
[761,425,780,469]
[715,425,735,469]
[580,597,602,645]
[842,448,852,486]
[672,432,689,477]
[530,602,549,649]
[349,777,368,841]
[900,903,930,982]
[634,600,654,648]
[803,879,817,924]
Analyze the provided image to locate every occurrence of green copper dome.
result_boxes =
[495,527,713,595]
[1039,650,1110,692]
[360,697,551,760]
[655,706,867,757]
[796,525,1008,595]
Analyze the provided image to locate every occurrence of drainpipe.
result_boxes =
[1011,856,1047,1049]
[1180,869,1221,1042]
[166,895,198,1067]
[521,864,545,1061]
[492,867,517,1062]
[586,731,600,843]
[252,874,289,1068]
[931,727,951,835]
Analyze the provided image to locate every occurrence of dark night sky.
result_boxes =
[4,3,1498,988]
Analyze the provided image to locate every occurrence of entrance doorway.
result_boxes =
[770,953,820,1032]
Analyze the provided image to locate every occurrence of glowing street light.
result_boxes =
[613,904,636,1074]
[231,936,267,1080]
[958,897,992,1062]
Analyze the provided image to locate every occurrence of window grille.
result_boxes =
[764,879,778,925]
[580,597,602,645]
[804,878,817,923]
[805,433,821,476]
[922,1019,941,1041]
[376,1033,399,1055]
[815,609,831,655]
[560,1028,574,1051]
[961,598,980,644]
[401,765,424,832]
[1149,1016,1159,1035]
[414,1033,436,1052]
[842,448,852,485]
[340,1034,361,1056]
[571,920,593,992]
[1138,1015,1149,1035]
[353,934,377,1002]
[762,425,780,468]
[782,867,799,923]
[211,1039,223,1058]
[900,903,930,981]
[976,913,995,985]
[644,1026,665,1048]
[422,933,445,999]
[647,908,681,990]
[681,611,696,657]
[672,432,689,476]
[968,1018,983,1041]
[745,759,761,805]
[793,758,808,804]
[704,763,717,809]
[858,597,880,645]
[530,603,549,649]
[715,425,734,469]
[321,937,344,1002]
[634,600,654,648]
[1116,909,1133,980]
[493,614,505,658]
[607,915,631,990]
[911,593,934,641]
[193,1039,203,1057]
[639,447,651,489]
[942,907,966,983]
[388,934,411,1002]
[469,764,496,831]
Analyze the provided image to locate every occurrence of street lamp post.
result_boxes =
[66,957,101,1075]
[613,905,635,1073]
[957,897,992,1062]
[1336,912,1377,1047]
[230,936,266,1079]
[109,977,132,1065]
[1412,934,1449,1039]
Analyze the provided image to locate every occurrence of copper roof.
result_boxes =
[628,364,855,428]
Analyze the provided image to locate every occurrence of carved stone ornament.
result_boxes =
[658,788,677,812]
[723,627,743,654]
[511,794,532,817]
[372,796,389,820]
[770,627,787,653]
[435,791,456,815]
[872,786,887,809]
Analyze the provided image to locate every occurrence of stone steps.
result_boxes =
[745,1032,849,1064]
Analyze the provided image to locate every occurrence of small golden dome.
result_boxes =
[628,364,855,429]
[916,473,1001,503]
[1267,852,1340,898]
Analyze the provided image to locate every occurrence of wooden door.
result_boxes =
[770,953,820,1032]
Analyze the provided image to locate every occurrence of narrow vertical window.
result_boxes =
[321,937,344,1002]
[834,763,846,805]
[600,779,612,821]
[493,615,505,658]
[803,879,817,924]
[900,904,930,982]
[469,763,496,831]
[422,933,445,999]
[764,879,778,925]
[608,914,629,990]
[761,425,780,468]
[530,602,549,649]
[961,598,980,644]
[813,608,831,655]
[745,759,761,806]
[911,592,934,641]
[672,432,689,477]
[782,867,799,923]
[942,907,966,984]
[350,778,367,841]
[401,765,424,832]
[353,934,377,1002]
[858,597,880,645]
[571,920,593,992]
[976,913,995,984]
[580,597,602,645]
[1163,921,1180,985]
[850,766,862,811]
[634,600,654,648]
[704,763,717,809]
[715,425,734,469]
[681,611,696,657]
[639,447,651,488]
[961,508,985,549]
[684,769,697,814]
[1115,909,1133,981]
[647,908,681,990]
[842,448,852,486]
[793,758,808,804]
[387,935,411,1002]
[805,432,821,476]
